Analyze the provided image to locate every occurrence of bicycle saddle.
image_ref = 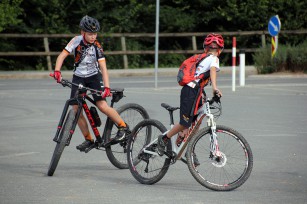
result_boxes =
[110,88,124,93]
[161,103,180,111]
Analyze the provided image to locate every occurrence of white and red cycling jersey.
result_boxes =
[64,35,105,77]
[195,54,220,78]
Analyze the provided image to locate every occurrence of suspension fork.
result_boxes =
[53,99,82,143]
[209,119,221,157]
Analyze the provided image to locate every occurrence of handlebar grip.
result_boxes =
[208,95,221,105]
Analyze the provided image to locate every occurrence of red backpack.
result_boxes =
[177,53,208,86]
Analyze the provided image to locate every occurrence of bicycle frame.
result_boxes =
[143,97,219,161]
[53,84,121,148]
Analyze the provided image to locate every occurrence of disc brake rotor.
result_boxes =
[211,152,227,167]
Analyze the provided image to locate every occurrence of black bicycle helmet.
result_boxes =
[79,15,100,33]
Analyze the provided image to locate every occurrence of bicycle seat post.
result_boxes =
[161,103,179,127]
[168,110,175,126]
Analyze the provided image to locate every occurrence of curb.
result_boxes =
[0,66,258,79]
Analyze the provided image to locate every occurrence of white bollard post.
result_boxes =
[239,50,245,86]
[232,37,236,92]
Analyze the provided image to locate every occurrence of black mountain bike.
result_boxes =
[47,77,149,176]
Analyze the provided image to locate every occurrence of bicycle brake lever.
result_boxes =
[60,79,69,87]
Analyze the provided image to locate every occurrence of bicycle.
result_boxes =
[127,94,253,191]
[47,75,149,176]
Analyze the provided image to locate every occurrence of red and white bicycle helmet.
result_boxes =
[203,33,224,49]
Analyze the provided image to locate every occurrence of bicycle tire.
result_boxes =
[127,119,171,185]
[105,103,149,169]
[47,109,75,176]
[186,125,253,191]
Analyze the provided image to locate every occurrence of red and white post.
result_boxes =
[232,37,236,92]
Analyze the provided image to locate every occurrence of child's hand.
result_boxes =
[213,89,222,98]
[53,71,62,83]
[102,87,111,98]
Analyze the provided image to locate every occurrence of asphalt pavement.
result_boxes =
[0,70,307,204]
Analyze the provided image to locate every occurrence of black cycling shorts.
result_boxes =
[70,74,105,104]
[179,85,200,127]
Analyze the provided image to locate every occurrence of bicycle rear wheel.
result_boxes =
[47,109,75,176]
[127,119,171,185]
[105,103,149,169]
[186,125,253,191]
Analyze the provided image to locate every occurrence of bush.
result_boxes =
[287,41,307,72]
[253,47,272,74]
[253,40,307,74]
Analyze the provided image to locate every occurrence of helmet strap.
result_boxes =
[217,47,223,56]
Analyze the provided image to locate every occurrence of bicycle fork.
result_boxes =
[53,100,82,146]
[208,116,222,159]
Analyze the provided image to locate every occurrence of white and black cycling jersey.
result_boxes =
[64,35,105,78]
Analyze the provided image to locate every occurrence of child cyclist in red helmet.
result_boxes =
[157,33,224,159]
[53,15,129,151]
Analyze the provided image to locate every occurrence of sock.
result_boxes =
[84,133,93,141]
[118,120,127,128]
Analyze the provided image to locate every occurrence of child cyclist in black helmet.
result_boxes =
[156,33,224,159]
[53,15,129,151]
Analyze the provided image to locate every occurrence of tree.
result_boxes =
[0,0,23,32]
[1,0,307,70]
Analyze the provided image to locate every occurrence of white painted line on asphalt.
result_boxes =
[253,134,298,137]
[0,152,39,159]
[244,83,307,88]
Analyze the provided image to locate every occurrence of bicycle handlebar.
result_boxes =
[208,93,221,105]
[49,73,117,97]
[209,95,221,105]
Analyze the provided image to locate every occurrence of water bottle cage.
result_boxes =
[90,107,102,127]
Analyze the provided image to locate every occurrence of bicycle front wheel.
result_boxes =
[127,119,171,185]
[105,103,149,169]
[47,109,75,176]
[186,125,253,191]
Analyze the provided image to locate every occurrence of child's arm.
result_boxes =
[98,59,110,88]
[210,66,222,97]
[53,50,69,82]
[98,59,111,97]
[55,50,69,71]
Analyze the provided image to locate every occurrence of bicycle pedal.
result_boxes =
[84,144,96,153]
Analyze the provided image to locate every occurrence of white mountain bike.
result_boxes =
[127,93,253,191]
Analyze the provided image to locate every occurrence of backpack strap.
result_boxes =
[195,53,210,67]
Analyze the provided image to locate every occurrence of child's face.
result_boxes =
[84,32,97,43]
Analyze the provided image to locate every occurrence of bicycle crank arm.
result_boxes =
[102,139,119,148]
